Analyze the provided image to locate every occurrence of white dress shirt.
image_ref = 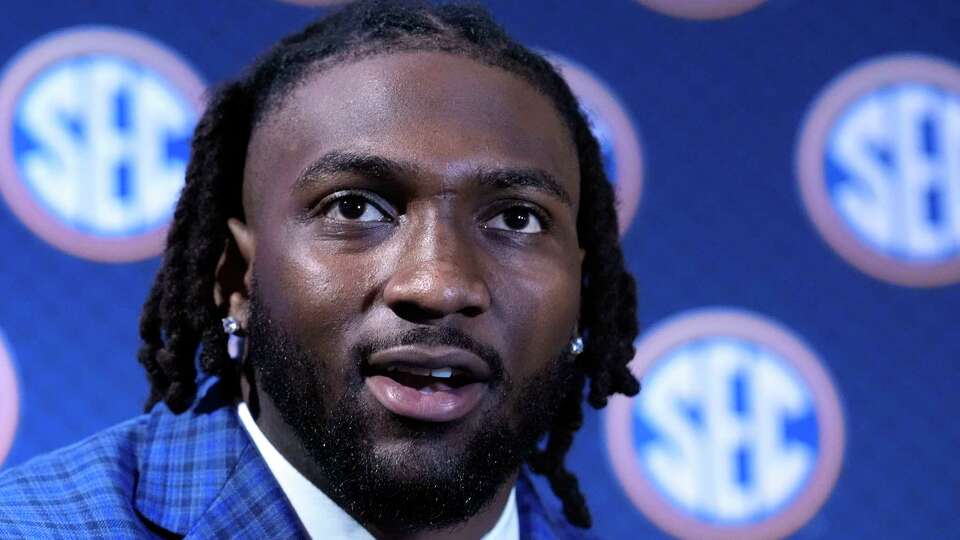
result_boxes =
[237,402,519,540]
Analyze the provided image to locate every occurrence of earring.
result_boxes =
[569,336,584,356]
[222,316,245,361]
[222,316,240,335]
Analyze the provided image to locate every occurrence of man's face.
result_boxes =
[235,51,583,528]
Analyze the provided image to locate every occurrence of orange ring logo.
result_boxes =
[546,53,644,236]
[605,308,845,540]
[796,54,960,287]
[0,333,20,468]
[0,27,205,263]
[634,0,767,20]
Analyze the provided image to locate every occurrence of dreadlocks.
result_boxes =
[138,0,640,528]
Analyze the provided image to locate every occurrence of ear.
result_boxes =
[214,218,256,330]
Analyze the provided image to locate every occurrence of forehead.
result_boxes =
[243,51,579,212]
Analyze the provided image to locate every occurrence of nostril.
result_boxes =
[391,301,447,323]
[459,305,483,318]
[389,300,484,322]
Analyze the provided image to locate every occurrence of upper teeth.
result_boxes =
[386,366,455,379]
[430,367,453,379]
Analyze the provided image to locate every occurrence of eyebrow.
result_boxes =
[294,150,573,207]
[475,167,573,207]
[294,151,414,192]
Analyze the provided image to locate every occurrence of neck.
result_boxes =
[365,483,515,540]
[241,377,517,540]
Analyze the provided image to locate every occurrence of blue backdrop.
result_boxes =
[0,1,957,539]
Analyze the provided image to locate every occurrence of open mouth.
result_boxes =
[371,364,478,392]
[363,346,492,423]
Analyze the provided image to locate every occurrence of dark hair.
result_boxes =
[137,0,639,528]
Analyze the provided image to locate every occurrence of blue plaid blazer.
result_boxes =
[0,378,589,539]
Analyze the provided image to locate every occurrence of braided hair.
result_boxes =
[138,0,639,528]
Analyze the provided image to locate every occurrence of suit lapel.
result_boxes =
[133,380,305,539]
[184,443,306,539]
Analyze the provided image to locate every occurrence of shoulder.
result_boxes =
[0,378,245,539]
[0,414,152,538]
[515,471,602,540]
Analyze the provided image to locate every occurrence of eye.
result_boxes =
[483,206,544,234]
[323,194,390,223]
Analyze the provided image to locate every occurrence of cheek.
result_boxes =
[253,234,372,346]
[493,259,580,379]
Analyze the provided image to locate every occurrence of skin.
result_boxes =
[216,52,584,539]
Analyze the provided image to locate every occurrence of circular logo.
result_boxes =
[634,0,767,20]
[545,53,644,236]
[0,27,205,262]
[0,333,20,468]
[797,54,960,287]
[605,309,845,540]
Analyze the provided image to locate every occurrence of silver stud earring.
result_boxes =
[569,336,584,356]
[222,316,240,335]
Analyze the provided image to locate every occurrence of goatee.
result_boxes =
[244,285,574,534]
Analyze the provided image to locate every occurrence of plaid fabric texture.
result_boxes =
[0,377,585,539]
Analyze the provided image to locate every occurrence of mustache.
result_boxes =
[354,326,505,382]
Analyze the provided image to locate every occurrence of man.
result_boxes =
[0,1,639,538]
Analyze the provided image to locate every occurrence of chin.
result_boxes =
[367,413,512,477]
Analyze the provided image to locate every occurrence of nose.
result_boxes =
[383,219,491,322]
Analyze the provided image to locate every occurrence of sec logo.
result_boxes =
[0,27,205,262]
[0,332,19,468]
[605,309,845,540]
[634,0,767,20]
[796,54,960,287]
[545,54,644,235]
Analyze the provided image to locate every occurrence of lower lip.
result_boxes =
[365,375,487,422]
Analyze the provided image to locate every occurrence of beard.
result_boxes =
[244,286,574,534]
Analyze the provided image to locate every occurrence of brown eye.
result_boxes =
[338,197,366,219]
[324,194,389,222]
[483,207,543,233]
[503,208,530,229]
